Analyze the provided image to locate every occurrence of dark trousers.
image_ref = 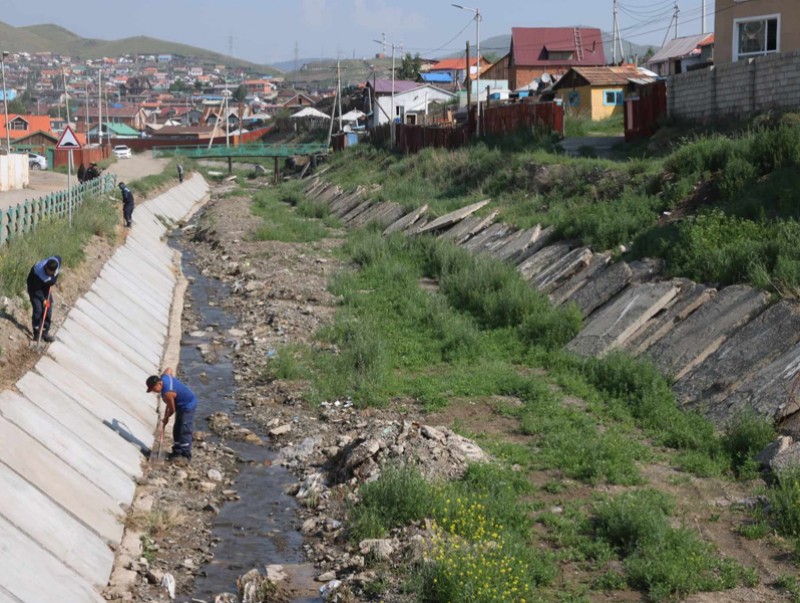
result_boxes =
[172,405,196,459]
[123,202,134,227]
[28,288,53,337]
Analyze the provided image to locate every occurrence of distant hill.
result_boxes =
[0,22,281,74]
[454,32,656,64]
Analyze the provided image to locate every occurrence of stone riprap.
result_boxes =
[0,174,208,602]
[569,261,633,317]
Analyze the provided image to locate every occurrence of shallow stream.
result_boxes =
[175,236,321,603]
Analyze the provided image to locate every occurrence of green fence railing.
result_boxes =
[0,174,117,247]
[152,143,329,159]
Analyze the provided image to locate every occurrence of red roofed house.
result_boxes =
[427,57,491,88]
[503,27,606,90]
[0,114,55,141]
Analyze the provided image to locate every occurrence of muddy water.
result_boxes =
[176,240,322,603]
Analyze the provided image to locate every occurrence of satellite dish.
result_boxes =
[540,72,552,84]
[743,21,764,39]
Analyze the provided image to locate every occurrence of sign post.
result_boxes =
[55,125,81,226]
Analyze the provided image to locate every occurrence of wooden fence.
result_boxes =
[624,80,667,142]
[0,174,116,247]
[369,101,565,154]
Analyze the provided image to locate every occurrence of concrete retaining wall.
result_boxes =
[301,176,800,436]
[0,174,209,602]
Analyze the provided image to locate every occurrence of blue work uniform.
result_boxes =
[26,255,61,337]
[160,373,198,460]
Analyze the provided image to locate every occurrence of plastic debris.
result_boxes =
[162,572,176,599]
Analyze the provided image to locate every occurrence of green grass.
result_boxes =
[563,112,624,138]
[0,196,117,297]
[251,185,334,243]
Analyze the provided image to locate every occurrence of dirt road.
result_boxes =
[0,153,172,210]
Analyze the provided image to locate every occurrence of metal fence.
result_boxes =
[0,174,117,247]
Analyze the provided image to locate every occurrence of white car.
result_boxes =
[28,152,47,170]
[113,145,132,159]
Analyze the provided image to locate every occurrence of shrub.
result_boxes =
[721,412,775,478]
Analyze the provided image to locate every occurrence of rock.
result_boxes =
[199,481,218,492]
[207,469,223,482]
[756,436,794,469]
[145,569,164,584]
[421,425,445,442]
[316,570,337,582]
[358,538,396,561]
[182,558,196,570]
[270,424,292,436]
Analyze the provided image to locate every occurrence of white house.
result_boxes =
[365,79,456,127]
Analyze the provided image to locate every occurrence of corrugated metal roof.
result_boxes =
[647,33,713,65]
[511,27,605,67]
[552,66,657,89]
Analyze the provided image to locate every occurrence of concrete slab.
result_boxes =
[531,247,593,293]
[384,204,427,236]
[330,190,365,217]
[102,260,173,312]
[697,343,800,424]
[461,223,514,253]
[114,243,176,282]
[98,265,171,317]
[437,211,497,244]
[35,356,155,446]
[629,258,664,283]
[57,320,152,384]
[647,285,770,380]
[0,391,135,504]
[478,227,524,256]
[0,516,106,603]
[317,185,342,205]
[68,306,159,373]
[567,282,680,358]
[0,463,113,587]
[511,225,557,266]
[569,261,633,317]
[0,415,123,544]
[15,372,143,477]
[46,343,158,426]
[340,200,373,224]
[549,253,611,306]
[517,242,575,282]
[350,202,406,229]
[91,277,169,329]
[125,231,173,264]
[417,199,491,235]
[490,226,540,263]
[674,300,800,406]
[82,292,165,351]
[624,280,714,354]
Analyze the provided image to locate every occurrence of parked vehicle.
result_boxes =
[28,152,48,170]
[113,145,132,159]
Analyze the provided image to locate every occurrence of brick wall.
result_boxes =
[668,50,800,121]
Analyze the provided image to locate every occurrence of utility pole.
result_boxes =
[337,60,343,133]
[293,41,299,88]
[381,32,387,56]
[391,42,396,147]
[61,67,70,123]
[674,1,679,39]
[701,0,707,33]
[465,41,472,122]
[85,81,90,144]
[452,5,481,137]
[612,0,619,64]
[97,67,102,148]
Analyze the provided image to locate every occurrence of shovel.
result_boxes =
[35,288,52,349]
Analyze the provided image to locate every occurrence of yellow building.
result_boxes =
[715,0,800,64]
[552,66,656,121]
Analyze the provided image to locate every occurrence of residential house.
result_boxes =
[427,57,491,90]
[0,114,56,142]
[278,91,319,108]
[75,105,151,132]
[502,27,606,90]
[242,79,277,99]
[551,66,657,120]
[715,0,799,63]
[88,121,141,139]
[646,33,714,76]
[364,79,456,126]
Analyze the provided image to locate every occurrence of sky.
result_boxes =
[3,0,716,66]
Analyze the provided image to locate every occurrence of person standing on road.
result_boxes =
[119,182,134,228]
[77,162,86,183]
[146,368,198,463]
[26,255,61,342]
[177,163,184,183]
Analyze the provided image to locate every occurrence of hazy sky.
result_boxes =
[4,0,716,65]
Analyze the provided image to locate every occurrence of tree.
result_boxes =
[396,53,423,81]
[7,97,27,114]
[232,83,248,103]
[169,79,187,93]
[640,47,656,65]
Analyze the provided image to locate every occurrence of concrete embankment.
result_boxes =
[300,176,800,451]
[0,174,208,602]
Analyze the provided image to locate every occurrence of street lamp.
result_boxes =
[373,39,396,148]
[1,51,11,153]
[452,4,481,137]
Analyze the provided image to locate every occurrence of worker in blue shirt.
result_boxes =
[119,182,135,228]
[26,255,61,342]
[146,368,198,462]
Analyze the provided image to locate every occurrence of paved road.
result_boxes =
[559,136,625,159]
[0,154,171,211]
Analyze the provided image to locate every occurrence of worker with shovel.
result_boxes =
[146,368,198,463]
[26,255,61,343]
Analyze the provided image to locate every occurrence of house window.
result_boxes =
[567,91,580,107]
[9,118,27,130]
[734,15,779,61]
[548,51,574,61]
[603,90,624,106]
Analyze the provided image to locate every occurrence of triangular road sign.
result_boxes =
[56,125,82,150]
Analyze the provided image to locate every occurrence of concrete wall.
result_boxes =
[668,50,800,121]
[0,173,209,602]
[0,153,29,192]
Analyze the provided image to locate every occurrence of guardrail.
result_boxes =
[0,174,117,247]
[152,142,329,159]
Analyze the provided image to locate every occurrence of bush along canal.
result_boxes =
[173,233,322,603]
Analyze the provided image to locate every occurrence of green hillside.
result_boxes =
[3,21,281,74]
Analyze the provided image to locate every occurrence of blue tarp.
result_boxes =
[421,73,453,84]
